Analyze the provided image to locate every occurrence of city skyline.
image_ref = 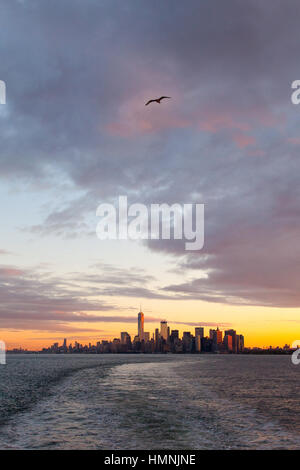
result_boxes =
[3,302,297,351]
[3,304,297,351]
[10,311,247,354]
[12,310,297,354]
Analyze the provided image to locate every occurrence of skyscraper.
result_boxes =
[170,330,179,341]
[144,332,150,342]
[121,332,131,345]
[223,334,233,352]
[195,327,204,339]
[216,327,222,344]
[155,328,160,343]
[195,335,201,352]
[138,311,144,340]
[160,321,168,341]
[210,327,223,352]
[225,329,237,352]
[182,331,193,353]
[239,334,244,352]
[236,334,240,353]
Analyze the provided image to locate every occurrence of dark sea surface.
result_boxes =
[0,354,299,449]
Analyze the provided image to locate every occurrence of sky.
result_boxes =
[1,0,300,349]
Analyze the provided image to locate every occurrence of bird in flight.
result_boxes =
[145,96,171,106]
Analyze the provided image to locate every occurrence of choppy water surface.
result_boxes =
[0,354,299,449]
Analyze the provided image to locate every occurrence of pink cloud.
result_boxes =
[105,91,284,142]
[288,137,300,145]
[0,267,23,277]
[197,104,285,134]
[232,133,256,148]
[105,87,191,137]
[0,249,11,256]
[106,108,190,138]
[198,112,250,133]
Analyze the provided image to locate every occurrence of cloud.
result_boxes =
[170,320,231,328]
[288,137,300,145]
[0,0,300,311]
[159,218,300,307]
[0,259,233,333]
[0,249,13,256]
[0,262,118,331]
[0,261,177,331]
[232,133,256,148]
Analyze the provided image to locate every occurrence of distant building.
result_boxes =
[160,321,168,341]
[201,337,213,352]
[121,332,131,346]
[144,332,150,342]
[138,311,144,340]
[239,334,244,352]
[209,328,223,352]
[168,330,180,353]
[111,338,120,352]
[212,327,222,345]
[195,327,204,339]
[182,331,193,353]
[170,330,179,341]
[195,335,201,352]
[236,335,240,352]
[225,329,237,352]
[223,333,233,352]
[155,328,160,342]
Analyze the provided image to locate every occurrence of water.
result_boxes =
[0,354,299,449]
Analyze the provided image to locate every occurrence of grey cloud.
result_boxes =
[0,0,300,309]
[171,321,231,328]
[0,249,11,255]
[0,261,179,330]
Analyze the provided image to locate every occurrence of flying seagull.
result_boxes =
[145,96,171,106]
